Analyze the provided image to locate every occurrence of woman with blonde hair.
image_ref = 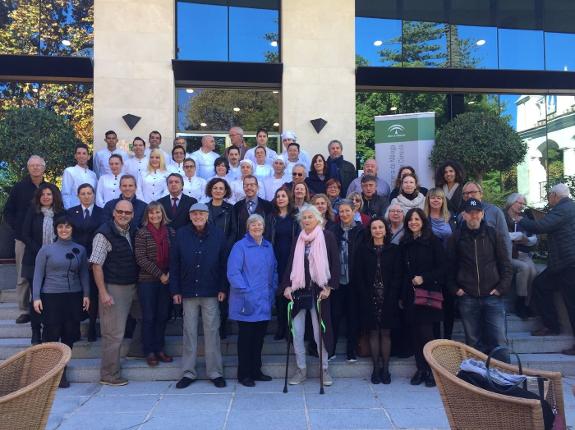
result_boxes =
[310,193,335,230]
[346,191,370,226]
[137,149,169,203]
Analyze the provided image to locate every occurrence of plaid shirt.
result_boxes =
[89,223,132,265]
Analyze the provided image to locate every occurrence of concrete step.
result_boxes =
[0,289,17,303]
[61,353,575,383]
[0,303,22,320]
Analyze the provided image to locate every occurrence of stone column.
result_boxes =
[281,0,356,163]
[93,0,175,151]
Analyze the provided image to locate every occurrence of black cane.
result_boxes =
[318,298,324,395]
[283,301,293,393]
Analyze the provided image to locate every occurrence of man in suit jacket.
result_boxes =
[233,174,272,240]
[67,183,106,341]
[159,173,197,230]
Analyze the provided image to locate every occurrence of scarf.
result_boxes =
[290,225,330,290]
[442,183,459,200]
[327,156,343,183]
[395,192,425,213]
[147,223,169,271]
[41,207,56,245]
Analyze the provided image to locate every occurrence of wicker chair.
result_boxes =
[424,339,565,430]
[0,342,72,430]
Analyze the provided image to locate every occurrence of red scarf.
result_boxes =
[147,223,169,272]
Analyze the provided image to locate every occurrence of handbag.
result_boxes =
[413,287,443,310]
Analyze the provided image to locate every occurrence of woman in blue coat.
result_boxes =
[227,214,278,387]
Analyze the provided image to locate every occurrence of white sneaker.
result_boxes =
[289,368,307,385]
[322,369,333,386]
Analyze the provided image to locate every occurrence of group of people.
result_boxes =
[4,125,575,392]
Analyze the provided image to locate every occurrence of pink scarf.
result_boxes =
[290,225,331,290]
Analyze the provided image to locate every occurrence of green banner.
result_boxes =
[375,112,435,143]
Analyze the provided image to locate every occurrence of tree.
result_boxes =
[431,111,527,182]
[0,107,80,181]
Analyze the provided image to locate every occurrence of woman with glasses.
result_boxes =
[306,154,329,195]
[385,203,405,245]
[182,158,208,203]
[168,145,187,176]
[325,178,343,214]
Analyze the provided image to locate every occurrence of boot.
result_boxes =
[59,366,70,388]
[88,319,97,342]
[31,325,41,345]
[515,297,529,321]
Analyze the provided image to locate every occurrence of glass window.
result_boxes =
[498,28,544,70]
[545,32,575,72]
[177,87,280,135]
[0,1,93,57]
[229,6,279,62]
[402,21,448,68]
[177,2,228,61]
[355,17,401,67]
[176,1,280,63]
[451,25,498,69]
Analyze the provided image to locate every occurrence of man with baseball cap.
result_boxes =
[447,198,513,362]
[170,202,228,389]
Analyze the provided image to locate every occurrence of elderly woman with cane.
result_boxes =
[283,204,339,388]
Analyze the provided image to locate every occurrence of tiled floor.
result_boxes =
[47,376,575,430]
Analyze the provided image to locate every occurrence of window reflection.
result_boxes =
[355,17,401,66]
[176,87,280,136]
[0,0,93,57]
[176,1,279,63]
[545,32,575,72]
[451,25,497,69]
[498,28,544,71]
[402,21,448,68]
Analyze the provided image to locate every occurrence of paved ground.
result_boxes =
[48,376,575,430]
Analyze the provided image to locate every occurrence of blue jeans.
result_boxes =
[458,295,509,362]
[137,281,171,355]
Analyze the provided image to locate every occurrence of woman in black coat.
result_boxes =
[21,183,65,344]
[355,217,400,385]
[205,177,236,338]
[399,208,446,388]
[328,199,364,361]
[67,183,105,341]
[305,154,329,195]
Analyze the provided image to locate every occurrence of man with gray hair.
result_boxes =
[229,126,248,160]
[4,155,49,324]
[504,193,538,319]
[517,184,575,351]
[327,139,357,197]
[191,135,220,179]
[346,158,391,200]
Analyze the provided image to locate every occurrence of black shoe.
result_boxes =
[380,369,391,385]
[253,373,272,382]
[239,377,255,387]
[88,323,97,342]
[346,352,357,363]
[531,327,560,337]
[31,328,41,345]
[370,368,381,384]
[211,377,227,388]
[175,377,196,389]
[515,298,529,320]
[16,314,30,324]
[219,324,227,340]
[410,370,425,386]
[59,367,70,388]
[424,372,436,387]
[274,327,286,341]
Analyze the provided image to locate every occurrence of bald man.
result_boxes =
[191,135,220,179]
[346,158,390,200]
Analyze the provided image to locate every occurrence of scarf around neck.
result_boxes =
[442,183,459,200]
[396,192,425,212]
[146,223,169,271]
[41,207,55,245]
[290,225,331,290]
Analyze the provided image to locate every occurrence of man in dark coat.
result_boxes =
[326,139,356,197]
[4,155,49,324]
[103,174,147,235]
[518,183,575,353]
[233,175,272,240]
[360,175,389,219]
[448,198,512,362]
[158,173,196,230]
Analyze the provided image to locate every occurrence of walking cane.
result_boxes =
[317,298,325,395]
[283,301,294,393]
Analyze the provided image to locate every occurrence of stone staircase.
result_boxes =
[1,287,575,382]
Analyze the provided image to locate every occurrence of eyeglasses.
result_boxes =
[292,172,304,177]
[115,210,133,215]
[388,209,403,214]
[463,190,480,196]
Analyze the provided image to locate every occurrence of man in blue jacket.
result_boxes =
[518,183,575,353]
[170,203,228,388]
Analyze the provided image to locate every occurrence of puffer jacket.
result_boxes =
[519,197,575,272]
[447,221,512,297]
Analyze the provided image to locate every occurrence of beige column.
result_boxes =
[281,0,356,162]
[93,0,175,151]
